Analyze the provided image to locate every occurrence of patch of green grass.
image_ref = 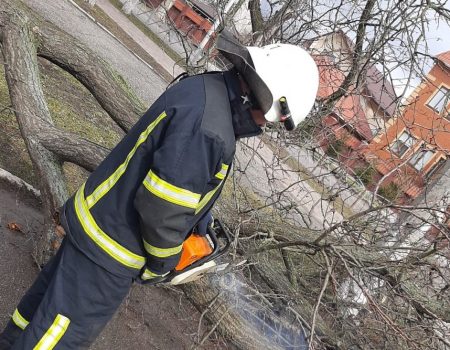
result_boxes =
[46,97,120,149]
[325,139,346,159]
[354,165,377,186]
[378,182,400,202]
[0,57,124,191]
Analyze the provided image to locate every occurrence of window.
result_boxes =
[426,157,447,179]
[409,149,434,171]
[390,131,416,157]
[427,86,450,114]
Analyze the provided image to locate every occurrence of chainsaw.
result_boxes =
[143,219,231,285]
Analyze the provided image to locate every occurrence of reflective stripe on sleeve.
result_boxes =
[33,314,70,350]
[195,182,223,214]
[12,308,29,330]
[195,163,229,214]
[141,269,170,280]
[143,171,201,209]
[74,184,146,270]
[215,163,229,180]
[86,111,167,208]
[143,239,183,258]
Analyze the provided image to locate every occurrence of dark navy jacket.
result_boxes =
[61,70,261,278]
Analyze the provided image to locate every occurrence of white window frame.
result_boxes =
[427,85,450,114]
[408,149,434,171]
[390,130,416,157]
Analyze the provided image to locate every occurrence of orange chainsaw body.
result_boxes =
[175,234,213,271]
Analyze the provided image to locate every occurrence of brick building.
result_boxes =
[363,51,450,200]
[308,31,397,174]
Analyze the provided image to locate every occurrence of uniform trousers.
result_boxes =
[0,238,133,349]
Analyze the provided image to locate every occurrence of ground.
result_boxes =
[0,185,228,349]
[0,1,228,346]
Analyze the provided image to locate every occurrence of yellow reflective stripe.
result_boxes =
[75,184,145,270]
[12,309,29,330]
[215,163,229,180]
[143,171,201,209]
[141,269,169,280]
[143,239,183,258]
[86,111,167,208]
[195,180,223,214]
[33,314,70,350]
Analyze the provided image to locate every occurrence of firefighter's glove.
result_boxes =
[137,268,170,285]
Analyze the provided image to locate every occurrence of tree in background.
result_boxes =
[1,0,450,349]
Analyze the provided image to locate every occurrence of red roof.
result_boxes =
[314,55,346,99]
[314,55,373,140]
[436,50,450,69]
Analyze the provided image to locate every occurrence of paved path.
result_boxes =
[23,0,166,106]
[95,0,185,78]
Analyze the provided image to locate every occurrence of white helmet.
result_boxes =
[217,33,319,130]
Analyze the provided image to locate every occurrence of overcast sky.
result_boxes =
[427,20,450,56]
[257,0,450,94]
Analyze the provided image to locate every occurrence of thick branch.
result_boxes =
[35,23,145,132]
[38,126,110,172]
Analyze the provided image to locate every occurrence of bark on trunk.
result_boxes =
[0,0,145,260]
[1,3,68,261]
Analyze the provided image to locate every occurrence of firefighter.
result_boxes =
[0,33,318,349]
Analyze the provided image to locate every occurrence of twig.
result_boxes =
[309,250,332,350]
[193,308,231,350]
[281,248,298,288]
[194,291,224,347]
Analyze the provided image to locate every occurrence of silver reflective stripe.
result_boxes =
[33,314,70,350]
[215,163,229,180]
[12,308,29,330]
[86,111,167,208]
[141,269,169,280]
[143,170,201,209]
[74,184,146,270]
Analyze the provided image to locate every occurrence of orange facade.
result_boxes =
[364,53,450,198]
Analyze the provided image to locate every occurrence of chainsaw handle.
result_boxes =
[141,219,232,286]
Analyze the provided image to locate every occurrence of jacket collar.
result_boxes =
[222,70,263,139]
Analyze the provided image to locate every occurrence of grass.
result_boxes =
[354,165,377,186]
[39,59,123,194]
[378,182,400,202]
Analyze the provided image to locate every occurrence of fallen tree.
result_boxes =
[0,0,144,261]
[1,1,449,349]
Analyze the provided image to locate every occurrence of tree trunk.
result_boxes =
[0,0,143,260]
[1,3,68,261]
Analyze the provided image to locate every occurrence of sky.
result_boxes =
[255,0,450,95]
[426,19,450,56]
